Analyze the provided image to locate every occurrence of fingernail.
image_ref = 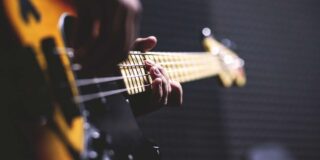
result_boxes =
[145,60,152,65]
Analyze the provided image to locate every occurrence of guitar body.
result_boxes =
[1,0,84,159]
[1,0,163,159]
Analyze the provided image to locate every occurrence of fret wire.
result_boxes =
[179,55,187,82]
[123,59,135,94]
[185,56,216,82]
[176,60,181,80]
[130,55,142,92]
[170,66,212,82]
[182,54,190,81]
[128,56,140,93]
[133,54,145,92]
[120,69,130,94]
[145,54,154,83]
[167,54,175,80]
[162,54,170,78]
[138,54,147,87]
[169,55,177,81]
[196,55,202,79]
[120,60,129,94]
[175,54,182,81]
[154,53,160,64]
[171,55,178,80]
[137,54,149,85]
[177,54,184,82]
[183,54,191,80]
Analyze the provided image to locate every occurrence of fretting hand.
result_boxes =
[131,36,183,111]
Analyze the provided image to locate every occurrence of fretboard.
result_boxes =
[119,51,222,95]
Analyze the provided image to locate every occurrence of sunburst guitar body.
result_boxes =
[1,0,83,159]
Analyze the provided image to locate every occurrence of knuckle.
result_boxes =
[150,66,157,72]
[120,0,142,13]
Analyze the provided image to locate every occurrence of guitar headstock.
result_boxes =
[202,28,246,87]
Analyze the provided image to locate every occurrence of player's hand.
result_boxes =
[133,36,183,107]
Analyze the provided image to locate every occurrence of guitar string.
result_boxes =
[76,74,150,87]
[75,84,151,103]
[73,54,230,103]
[76,56,216,87]
[76,63,216,103]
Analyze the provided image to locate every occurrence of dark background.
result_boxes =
[137,0,320,160]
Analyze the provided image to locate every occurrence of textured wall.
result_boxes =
[137,0,320,160]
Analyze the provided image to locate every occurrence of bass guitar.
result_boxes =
[0,0,246,159]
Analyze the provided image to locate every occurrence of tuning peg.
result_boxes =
[201,27,213,38]
[221,38,238,51]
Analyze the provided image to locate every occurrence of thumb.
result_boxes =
[132,36,157,52]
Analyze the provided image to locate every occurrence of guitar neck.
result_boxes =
[119,52,222,95]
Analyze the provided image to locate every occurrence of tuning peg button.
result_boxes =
[202,27,212,37]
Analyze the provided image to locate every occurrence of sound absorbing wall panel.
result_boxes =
[137,0,320,160]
